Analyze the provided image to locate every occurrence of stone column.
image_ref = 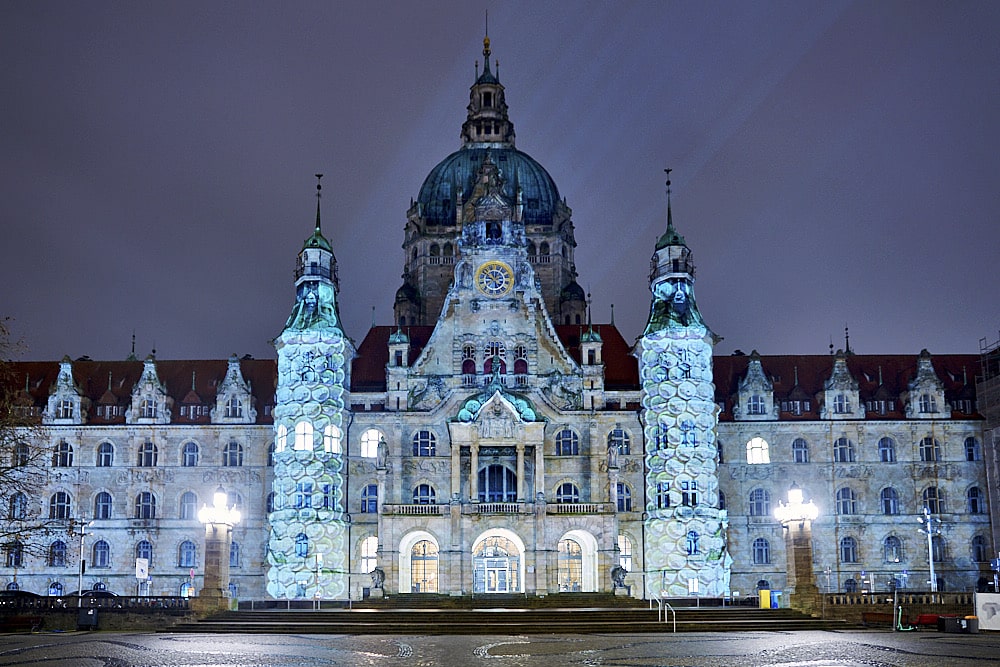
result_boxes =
[192,522,232,615]
[469,442,479,501]
[515,444,525,501]
[785,520,820,615]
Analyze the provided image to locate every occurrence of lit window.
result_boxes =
[360,429,382,458]
[294,421,313,451]
[746,437,770,464]
[360,536,378,573]
[323,424,342,454]
[617,535,633,571]
[555,429,579,456]
[275,425,288,453]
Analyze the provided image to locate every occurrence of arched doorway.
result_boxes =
[398,531,439,593]
[472,529,525,594]
[557,529,599,592]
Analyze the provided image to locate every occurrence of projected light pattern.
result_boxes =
[266,332,349,599]
[640,284,729,597]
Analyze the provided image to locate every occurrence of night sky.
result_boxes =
[3,1,998,362]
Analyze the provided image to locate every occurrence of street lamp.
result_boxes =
[917,507,939,593]
[193,486,241,614]
[774,484,820,614]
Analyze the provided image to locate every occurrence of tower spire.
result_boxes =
[665,168,674,234]
[315,173,323,233]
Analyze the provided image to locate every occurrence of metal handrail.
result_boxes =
[656,594,676,632]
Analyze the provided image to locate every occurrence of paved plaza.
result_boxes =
[1,630,998,666]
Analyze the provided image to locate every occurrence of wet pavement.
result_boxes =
[1,630,998,666]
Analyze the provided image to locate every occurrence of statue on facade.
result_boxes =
[611,565,627,589]
[376,438,388,469]
[607,442,619,469]
[370,567,385,589]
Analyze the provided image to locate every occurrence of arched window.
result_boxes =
[49,491,71,519]
[360,536,378,573]
[92,540,111,568]
[931,535,945,562]
[617,483,633,512]
[94,491,113,519]
[5,542,24,568]
[719,490,727,511]
[49,582,63,596]
[230,541,240,568]
[48,540,67,567]
[135,540,152,562]
[275,425,288,454]
[412,484,436,505]
[884,536,902,563]
[655,482,671,510]
[923,487,944,514]
[557,538,583,592]
[479,465,517,503]
[461,345,476,377]
[360,429,382,458]
[294,421,313,451]
[9,492,28,520]
[443,242,453,257]
[361,484,378,513]
[878,437,896,463]
[52,441,73,467]
[134,492,156,519]
[13,442,29,467]
[834,437,855,463]
[844,578,858,593]
[226,491,242,511]
[556,483,580,504]
[412,430,436,457]
[225,396,243,418]
[972,535,989,562]
[411,540,438,593]
[968,487,985,514]
[97,442,114,467]
[752,538,770,564]
[792,438,809,463]
[836,487,857,515]
[608,428,631,455]
[840,536,858,563]
[429,243,440,257]
[182,441,199,466]
[966,437,982,462]
[178,541,196,567]
[295,533,309,558]
[267,442,275,467]
[180,491,197,519]
[618,535,633,571]
[555,429,579,456]
[756,579,771,592]
[222,441,243,467]
[137,441,157,467]
[513,345,528,377]
[527,241,537,257]
[919,437,940,462]
[748,488,770,516]
[323,424,342,454]
[746,437,769,464]
[880,487,899,515]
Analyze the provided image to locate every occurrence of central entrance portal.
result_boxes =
[473,535,521,594]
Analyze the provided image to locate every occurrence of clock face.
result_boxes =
[476,261,514,297]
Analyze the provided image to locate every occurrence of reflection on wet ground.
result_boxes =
[2,630,999,666]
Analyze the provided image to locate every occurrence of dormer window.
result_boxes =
[918,394,937,413]
[140,399,157,419]
[56,400,74,419]
[225,397,243,419]
[482,91,493,107]
[833,394,850,414]
[747,395,765,415]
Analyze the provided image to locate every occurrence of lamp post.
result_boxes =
[75,520,93,608]
[918,507,939,593]
[774,484,820,615]
[193,486,241,614]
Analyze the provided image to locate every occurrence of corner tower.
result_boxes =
[266,176,355,600]
[395,35,585,327]
[636,172,728,596]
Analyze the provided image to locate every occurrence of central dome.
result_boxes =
[416,146,560,227]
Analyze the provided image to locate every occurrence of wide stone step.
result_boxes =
[165,606,849,634]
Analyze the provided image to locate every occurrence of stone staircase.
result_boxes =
[165,594,850,634]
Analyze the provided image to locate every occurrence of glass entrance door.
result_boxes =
[473,536,520,593]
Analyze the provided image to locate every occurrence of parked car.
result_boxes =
[0,590,42,607]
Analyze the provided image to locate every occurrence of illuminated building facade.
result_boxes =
[1,37,990,600]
